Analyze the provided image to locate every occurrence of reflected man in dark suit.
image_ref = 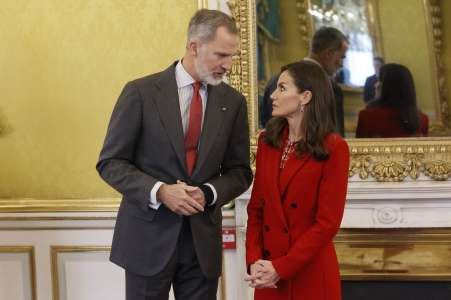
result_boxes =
[363,56,384,103]
[97,9,253,300]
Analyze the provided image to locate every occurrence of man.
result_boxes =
[363,56,385,103]
[97,9,253,300]
[260,27,349,136]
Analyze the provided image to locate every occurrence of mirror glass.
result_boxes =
[256,0,443,137]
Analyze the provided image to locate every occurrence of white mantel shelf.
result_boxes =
[235,180,451,229]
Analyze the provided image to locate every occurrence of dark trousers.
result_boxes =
[125,218,218,300]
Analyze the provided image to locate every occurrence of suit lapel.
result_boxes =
[154,63,187,174]
[192,84,226,178]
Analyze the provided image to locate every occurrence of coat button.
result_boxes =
[290,202,298,208]
[263,249,270,258]
[264,225,270,231]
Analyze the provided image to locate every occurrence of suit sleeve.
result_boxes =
[272,137,349,280]
[245,136,265,269]
[96,82,159,211]
[208,95,253,208]
[260,75,278,128]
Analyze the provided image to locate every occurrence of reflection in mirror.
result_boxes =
[309,0,377,87]
[256,0,448,137]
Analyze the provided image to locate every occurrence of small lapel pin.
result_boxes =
[221,106,227,111]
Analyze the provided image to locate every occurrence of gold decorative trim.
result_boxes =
[0,198,120,212]
[0,246,37,300]
[295,0,312,48]
[51,246,111,300]
[198,0,209,9]
[0,227,115,231]
[51,246,226,300]
[424,0,450,135]
[336,228,451,281]
[0,216,116,221]
[348,137,451,181]
[227,0,259,138]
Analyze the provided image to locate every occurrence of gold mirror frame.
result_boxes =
[217,0,451,182]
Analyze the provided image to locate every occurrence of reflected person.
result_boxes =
[356,63,429,138]
[245,61,349,300]
[363,56,384,103]
[260,27,349,136]
[96,9,252,300]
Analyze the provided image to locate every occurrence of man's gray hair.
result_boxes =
[310,27,348,54]
[187,9,238,44]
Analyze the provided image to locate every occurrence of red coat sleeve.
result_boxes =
[245,135,265,269]
[272,136,349,279]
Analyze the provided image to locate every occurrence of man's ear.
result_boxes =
[324,47,334,59]
[188,40,199,57]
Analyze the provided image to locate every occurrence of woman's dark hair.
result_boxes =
[370,63,420,133]
[264,61,337,160]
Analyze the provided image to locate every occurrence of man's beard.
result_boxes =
[194,56,223,86]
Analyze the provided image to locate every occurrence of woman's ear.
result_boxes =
[299,90,312,106]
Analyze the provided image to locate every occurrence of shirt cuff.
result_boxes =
[149,181,164,210]
[204,183,217,206]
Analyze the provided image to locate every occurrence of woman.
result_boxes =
[356,63,429,138]
[245,61,349,300]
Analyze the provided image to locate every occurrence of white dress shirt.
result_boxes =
[149,61,217,209]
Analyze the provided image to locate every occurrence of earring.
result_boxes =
[300,104,305,113]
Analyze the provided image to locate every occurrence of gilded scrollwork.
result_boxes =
[404,153,424,179]
[347,139,451,181]
[423,160,451,180]
[371,161,408,182]
[349,154,372,179]
[226,0,259,139]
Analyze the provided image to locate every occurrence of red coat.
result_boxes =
[246,132,349,300]
[356,106,429,138]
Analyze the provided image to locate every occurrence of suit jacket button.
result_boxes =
[290,202,298,208]
[263,249,270,258]
[264,225,270,231]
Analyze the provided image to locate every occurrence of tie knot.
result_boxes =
[192,82,202,93]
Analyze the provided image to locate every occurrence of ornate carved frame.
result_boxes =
[204,0,451,182]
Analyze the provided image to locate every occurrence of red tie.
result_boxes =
[185,82,203,176]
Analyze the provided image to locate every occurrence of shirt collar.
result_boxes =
[175,60,206,89]
[303,57,322,68]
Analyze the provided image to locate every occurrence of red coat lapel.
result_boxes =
[279,153,310,198]
[266,143,288,228]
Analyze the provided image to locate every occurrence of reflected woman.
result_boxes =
[245,61,349,300]
[356,63,429,138]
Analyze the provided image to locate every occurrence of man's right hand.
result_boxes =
[157,183,204,216]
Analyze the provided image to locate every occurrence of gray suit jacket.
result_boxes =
[96,62,253,278]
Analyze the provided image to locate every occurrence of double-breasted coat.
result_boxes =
[246,131,349,300]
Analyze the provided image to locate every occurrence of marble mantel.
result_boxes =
[235,180,451,229]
